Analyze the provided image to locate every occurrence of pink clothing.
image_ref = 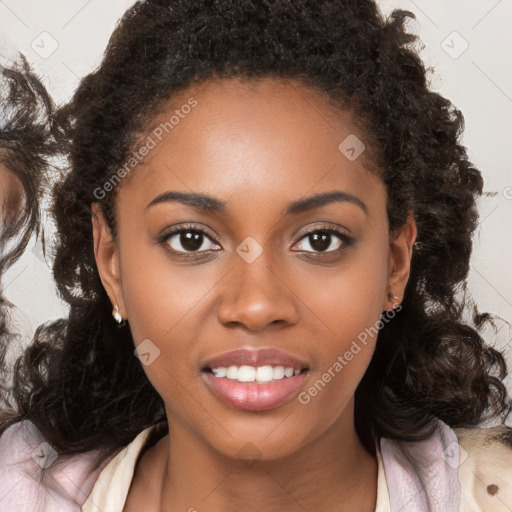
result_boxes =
[0,417,510,511]
[0,421,109,510]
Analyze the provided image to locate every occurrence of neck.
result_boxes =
[126,404,378,512]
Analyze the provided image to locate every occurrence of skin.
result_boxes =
[0,160,23,305]
[0,161,23,234]
[92,77,416,511]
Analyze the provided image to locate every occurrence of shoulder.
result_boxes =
[453,425,512,511]
[379,419,512,511]
[0,420,112,512]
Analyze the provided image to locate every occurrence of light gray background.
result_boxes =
[1,1,511,383]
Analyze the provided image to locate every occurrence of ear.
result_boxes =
[384,212,417,309]
[91,203,126,319]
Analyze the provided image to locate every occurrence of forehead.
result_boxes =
[118,77,385,219]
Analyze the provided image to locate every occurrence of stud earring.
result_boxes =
[387,292,400,308]
[112,305,124,324]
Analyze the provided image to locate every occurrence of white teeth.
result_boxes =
[272,366,285,379]
[238,365,256,382]
[212,367,227,378]
[211,365,303,383]
[256,366,274,382]
[226,366,238,379]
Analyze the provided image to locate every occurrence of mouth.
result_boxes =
[201,348,310,411]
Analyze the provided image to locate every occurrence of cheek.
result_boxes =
[118,237,225,408]
[119,236,210,344]
[292,239,389,410]
[293,236,389,343]
[118,243,210,407]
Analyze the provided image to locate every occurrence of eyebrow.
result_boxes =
[145,190,367,216]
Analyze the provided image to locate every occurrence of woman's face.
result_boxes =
[93,77,415,461]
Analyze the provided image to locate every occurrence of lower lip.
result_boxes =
[202,371,309,411]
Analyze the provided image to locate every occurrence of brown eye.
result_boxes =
[301,231,337,252]
[293,227,352,254]
[161,225,221,254]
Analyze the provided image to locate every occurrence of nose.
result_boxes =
[216,247,300,332]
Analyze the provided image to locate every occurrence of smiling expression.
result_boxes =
[93,77,415,461]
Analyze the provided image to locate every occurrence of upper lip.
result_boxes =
[202,348,309,371]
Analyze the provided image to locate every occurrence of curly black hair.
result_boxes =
[0,55,64,405]
[2,0,510,461]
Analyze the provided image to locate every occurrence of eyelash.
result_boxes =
[158,223,354,259]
